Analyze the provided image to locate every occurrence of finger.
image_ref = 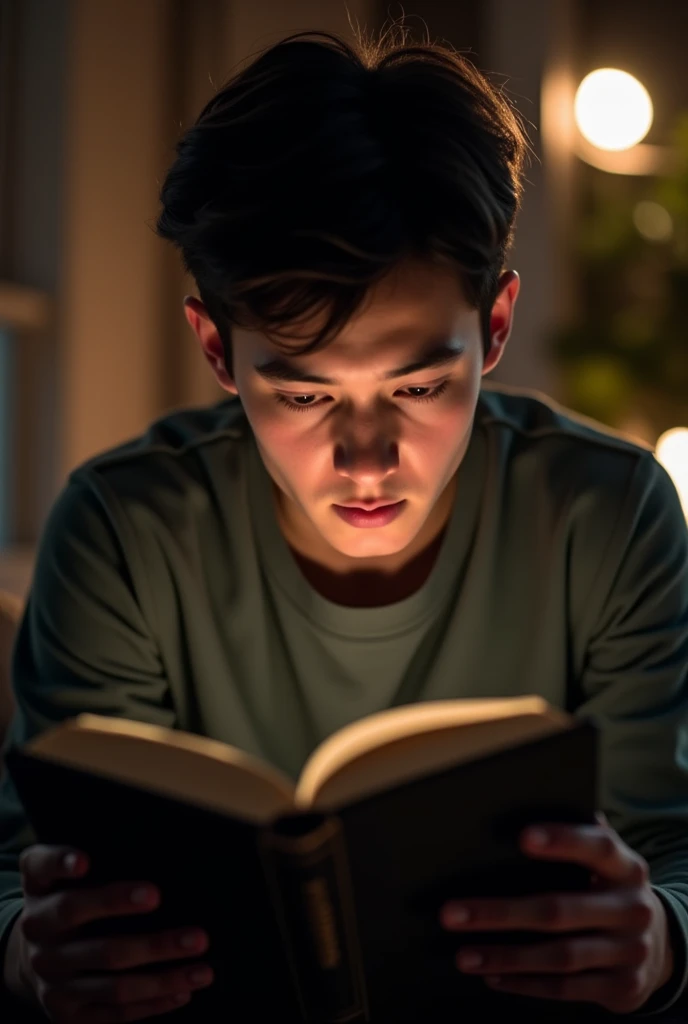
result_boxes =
[19,845,89,896]
[456,933,650,976]
[73,993,191,1024]
[33,927,209,981]
[59,962,214,1006]
[441,888,654,933]
[21,882,160,943]
[482,966,649,1014]
[520,824,648,886]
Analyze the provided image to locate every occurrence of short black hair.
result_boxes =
[156,22,529,366]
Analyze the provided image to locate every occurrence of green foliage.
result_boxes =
[552,113,688,440]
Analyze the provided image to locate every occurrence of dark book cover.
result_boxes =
[5,717,598,1022]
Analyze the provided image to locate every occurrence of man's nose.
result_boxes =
[333,431,399,486]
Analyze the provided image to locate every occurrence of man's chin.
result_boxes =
[321,518,420,561]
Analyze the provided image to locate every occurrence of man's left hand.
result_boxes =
[439,815,675,1014]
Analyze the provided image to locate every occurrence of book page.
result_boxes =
[295,697,571,810]
[27,714,297,825]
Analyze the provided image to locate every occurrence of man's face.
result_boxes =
[186,258,519,571]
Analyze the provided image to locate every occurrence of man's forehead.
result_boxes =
[251,332,470,386]
[231,265,480,375]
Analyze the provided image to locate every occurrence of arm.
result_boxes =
[572,451,688,1013]
[440,451,688,1015]
[0,471,175,998]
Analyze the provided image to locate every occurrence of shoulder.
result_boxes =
[477,381,653,460]
[36,397,254,594]
[30,398,255,629]
[476,380,685,561]
[74,395,250,480]
[62,396,252,529]
[476,382,660,518]
[476,383,686,615]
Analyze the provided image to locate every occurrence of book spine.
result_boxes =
[259,813,369,1023]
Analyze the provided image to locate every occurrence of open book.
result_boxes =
[6,696,597,1023]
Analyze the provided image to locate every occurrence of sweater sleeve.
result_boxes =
[0,470,175,989]
[575,451,688,1015]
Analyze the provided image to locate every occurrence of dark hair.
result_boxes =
[156,22,529,366]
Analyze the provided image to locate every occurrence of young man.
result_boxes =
[1,26,687,1023]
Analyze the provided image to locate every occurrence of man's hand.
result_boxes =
[439,814,675,1014]
[4,844,214,1023]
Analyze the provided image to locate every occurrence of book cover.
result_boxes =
[5,717,597,1022]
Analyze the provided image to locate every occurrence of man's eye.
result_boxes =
[274,379,449,413]
[275,393,325,413]
[399,380,450,403]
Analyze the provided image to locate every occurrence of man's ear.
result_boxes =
[481,270,520,377]
[183,296,238,394]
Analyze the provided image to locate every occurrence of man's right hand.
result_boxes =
[3,844,214,1022]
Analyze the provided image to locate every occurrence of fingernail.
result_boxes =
[189,967,213,986]
[525,828,550,847]
[63,852,79,874]
[179,930,205,950]
[442,904,471,926]
[130,885,156,905]
[459,951,484,970]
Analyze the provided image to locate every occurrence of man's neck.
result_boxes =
[288,525,448,607]
[275,477,457,608]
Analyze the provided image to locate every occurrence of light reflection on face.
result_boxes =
[202,258,516,572]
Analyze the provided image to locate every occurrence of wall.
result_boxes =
[0,0,375,597]
[480,0,580,397]
[59,0,376,481]
[1,0,67,542]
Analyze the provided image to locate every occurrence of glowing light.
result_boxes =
[656,428,688,519]
[574,69,653,151]
[633,201,673,242]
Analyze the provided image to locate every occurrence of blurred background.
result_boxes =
[1,0,687,599]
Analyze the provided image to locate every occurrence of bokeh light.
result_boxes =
[574,69,653,151]
[633,201,673,243]
[655,428,688,519]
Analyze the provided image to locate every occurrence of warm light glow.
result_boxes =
[574,69,653,151]
[633,201,673,242]
[656,428,688,519]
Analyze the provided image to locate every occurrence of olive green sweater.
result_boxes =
[1,384,687,1014]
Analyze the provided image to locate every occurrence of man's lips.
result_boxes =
[332,500,407,528]
[334,500,400,510]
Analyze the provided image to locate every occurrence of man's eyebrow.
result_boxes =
[254,341,465,386]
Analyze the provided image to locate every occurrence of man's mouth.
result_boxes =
[336,499,400,511]
[332,500,407,528]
